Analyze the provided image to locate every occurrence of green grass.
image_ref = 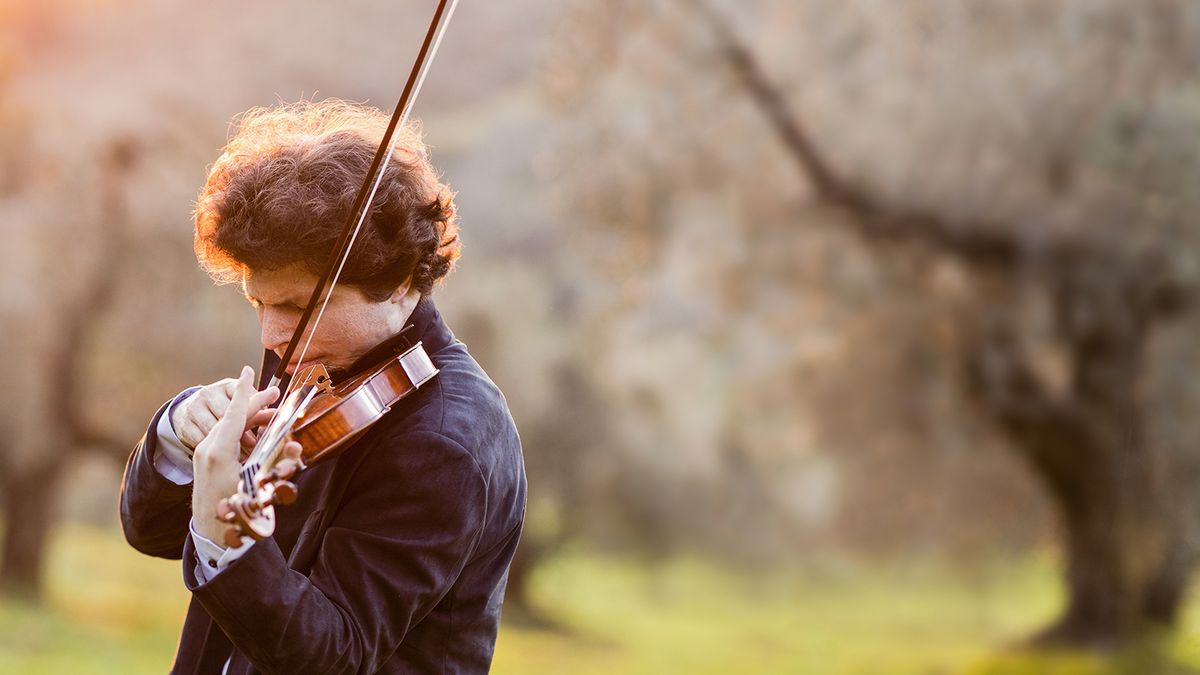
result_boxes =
[4,525,1200,674]
[495,551,1064,675]
[0,526,189,674]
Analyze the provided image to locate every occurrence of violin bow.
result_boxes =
[270,0,459,395]
[218,0,459,545]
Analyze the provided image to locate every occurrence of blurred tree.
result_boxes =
[506,363,612,624]
[545,0,1200,649]
[0,138,136,597]
[697,0,1196,645]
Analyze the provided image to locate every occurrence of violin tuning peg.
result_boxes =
[272,481,298,506]
[223,527,244,548]
[275,458,300,480]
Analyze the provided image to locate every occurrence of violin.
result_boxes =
[215,344,439,547]
[211,0,457,548]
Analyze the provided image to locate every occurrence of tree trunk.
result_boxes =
[971,310,1188,648]
[1034,409,1195,646]
[1033,480,1188,647]
[1040,490,1160,646]
[0,461,62,598]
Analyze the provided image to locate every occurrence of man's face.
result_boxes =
[243,264,409,375]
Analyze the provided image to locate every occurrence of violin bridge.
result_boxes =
[296,363,335,396]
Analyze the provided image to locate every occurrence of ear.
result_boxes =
[389,275,413,303]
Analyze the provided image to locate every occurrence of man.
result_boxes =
[119,100,526,674]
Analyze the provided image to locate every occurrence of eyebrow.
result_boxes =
[244,291,307,307]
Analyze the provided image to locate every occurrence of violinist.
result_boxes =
[118,99,527,674]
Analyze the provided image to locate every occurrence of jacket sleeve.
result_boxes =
[185,429,488,675]
[118,399,194,559]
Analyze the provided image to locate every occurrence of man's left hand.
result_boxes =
[192,366,277,544]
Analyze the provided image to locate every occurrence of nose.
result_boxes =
[260,306,297,353]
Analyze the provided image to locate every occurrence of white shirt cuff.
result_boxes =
[189,518,254,583]
[152,387,202,485]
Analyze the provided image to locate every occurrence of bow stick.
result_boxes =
[271,0,459,396]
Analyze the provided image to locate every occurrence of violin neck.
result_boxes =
[241,385,318,491]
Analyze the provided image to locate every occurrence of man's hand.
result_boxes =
[192,366,301,545]
[171,374,279,454]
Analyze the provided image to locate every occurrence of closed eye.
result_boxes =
[245,296,303,313]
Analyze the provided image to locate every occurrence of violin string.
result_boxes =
[241,385,319,484]
[281,0,460,403]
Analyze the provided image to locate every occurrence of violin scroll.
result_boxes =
[216,458,302,546]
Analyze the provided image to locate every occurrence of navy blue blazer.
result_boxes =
[119,297,527,674]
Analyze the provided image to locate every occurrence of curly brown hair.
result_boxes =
[193,99,461,300]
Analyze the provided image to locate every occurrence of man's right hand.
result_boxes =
[170,376,280,454]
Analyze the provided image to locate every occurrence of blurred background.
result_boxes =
[3,0,1200,673]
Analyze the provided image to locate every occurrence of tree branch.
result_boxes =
[690,0,1028,267]
[689,0,1194,314]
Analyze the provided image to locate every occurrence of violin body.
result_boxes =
[293,341,439,465]
[217,341,438,545]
